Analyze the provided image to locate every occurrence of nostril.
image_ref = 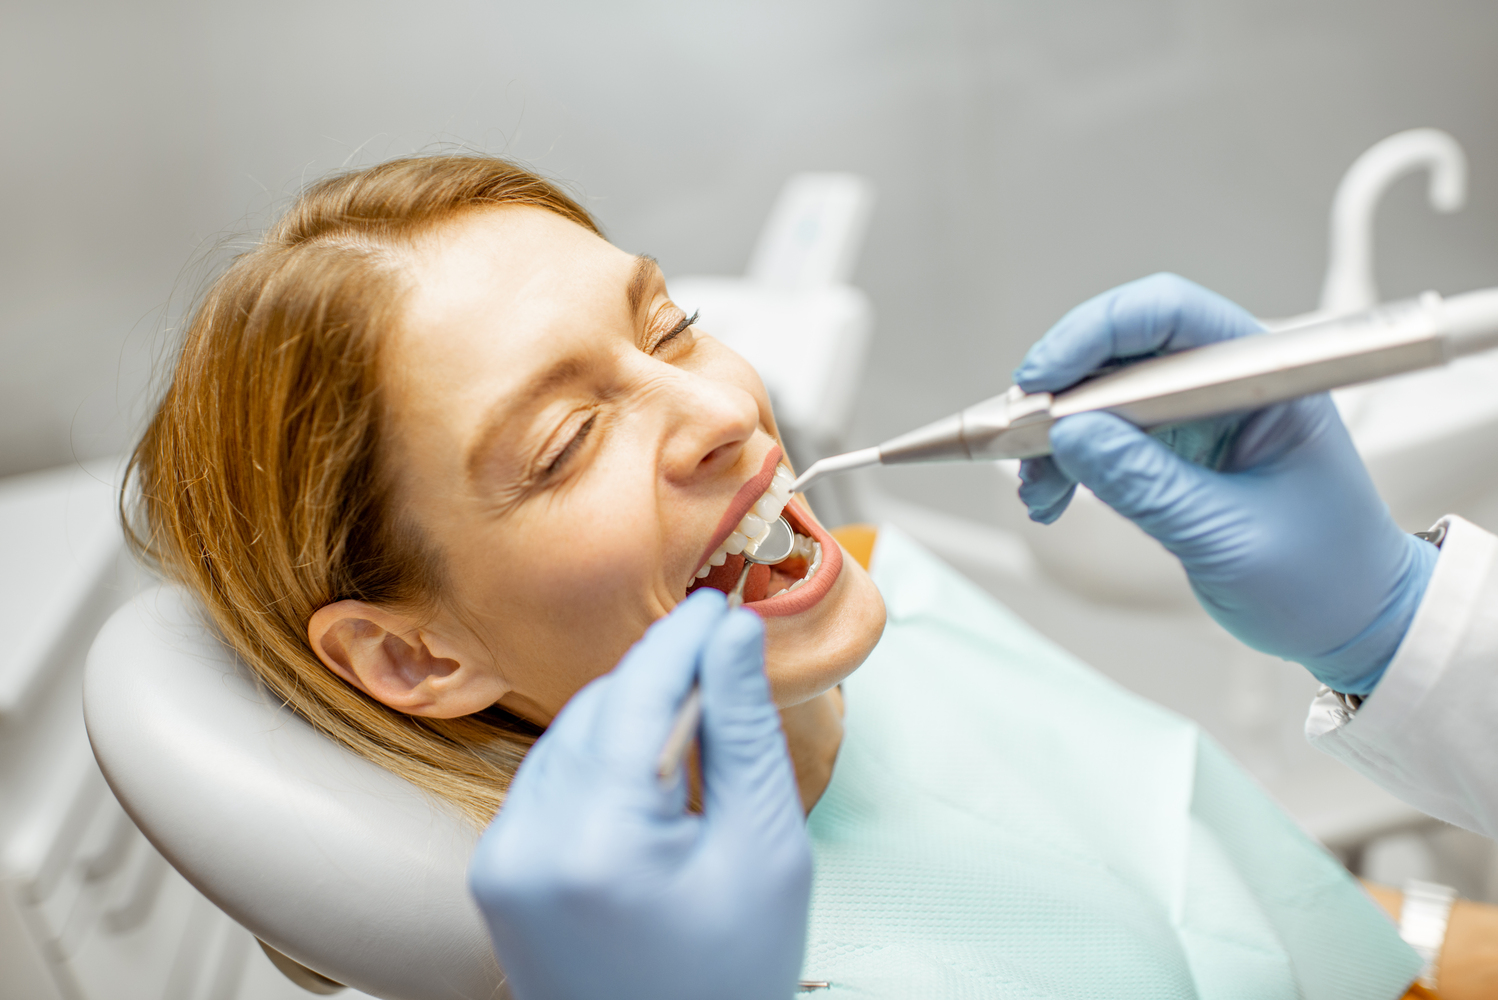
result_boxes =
[699,443,736,468]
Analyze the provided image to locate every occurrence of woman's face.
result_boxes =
[378,205,885,723]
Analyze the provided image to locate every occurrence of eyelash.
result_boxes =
[651,310,698,353]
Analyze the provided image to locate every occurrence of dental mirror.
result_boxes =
[742,515,795,567]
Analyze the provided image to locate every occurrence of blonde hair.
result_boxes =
[126,155,601,826]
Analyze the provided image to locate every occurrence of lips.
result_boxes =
[694,446,783,573]
[744,498,842,617]
[685,445,843,618]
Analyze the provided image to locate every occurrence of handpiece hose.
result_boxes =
[792,287,1498,494]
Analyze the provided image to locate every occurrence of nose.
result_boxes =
[655,368,762,484]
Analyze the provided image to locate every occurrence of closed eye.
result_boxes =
[543,413,597,477]
[650,310,698,354]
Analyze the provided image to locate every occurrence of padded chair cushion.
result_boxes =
[84,585,504,1000]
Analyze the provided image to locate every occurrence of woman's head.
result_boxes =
[129,155,884,824]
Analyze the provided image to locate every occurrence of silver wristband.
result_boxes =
[1413,520,1449,548]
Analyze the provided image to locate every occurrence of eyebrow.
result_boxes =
[627,254,659,317]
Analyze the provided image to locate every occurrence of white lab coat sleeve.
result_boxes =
[1306,515,1498,839]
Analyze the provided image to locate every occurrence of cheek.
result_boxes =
[474,515,661,631]
[443,473,678,703]
[452,542,653,713]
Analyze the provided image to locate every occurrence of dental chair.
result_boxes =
[83,584,503,1000]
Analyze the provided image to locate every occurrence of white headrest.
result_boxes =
[83,585,506,1000]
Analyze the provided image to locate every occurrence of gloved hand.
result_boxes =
[467,588,812,1000]
[1013,273,1438,695]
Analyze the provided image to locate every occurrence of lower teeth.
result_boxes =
[691,534,822,600]
[767,538,821,600]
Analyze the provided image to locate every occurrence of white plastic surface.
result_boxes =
[1442,287,1498,355]
[671,277,873,445]
[746,173,874,290]
[0,461,123,717]
[83,586,503,1000]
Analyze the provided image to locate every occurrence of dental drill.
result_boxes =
[656,515,797,786]
[791,288,1498,494]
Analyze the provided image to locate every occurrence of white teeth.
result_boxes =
[789,534,815,561]
[739,512,768,542]
[770,588,787,599]
[690,465,814,588]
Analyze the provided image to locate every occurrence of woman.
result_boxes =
[126,155,1492,998]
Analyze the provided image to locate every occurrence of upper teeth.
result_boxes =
[695,465,796,579]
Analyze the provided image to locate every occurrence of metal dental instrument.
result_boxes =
[656,516,798,787]
[791,288,1498,494]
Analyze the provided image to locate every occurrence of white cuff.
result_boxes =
[1306,515,1498,837]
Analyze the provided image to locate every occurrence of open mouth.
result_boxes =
[685,456,843,617]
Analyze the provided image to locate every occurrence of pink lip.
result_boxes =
[745,497,843,618]
[693,446,783,576]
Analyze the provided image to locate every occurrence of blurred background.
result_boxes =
[5,2,1498,997]
[5,0,1497,479]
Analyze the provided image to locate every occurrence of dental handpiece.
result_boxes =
[656,516,796,787]
[791,287,1498,494]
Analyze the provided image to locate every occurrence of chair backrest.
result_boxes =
[83,585,505,1000]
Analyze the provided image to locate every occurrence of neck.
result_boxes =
[778,688,845,813]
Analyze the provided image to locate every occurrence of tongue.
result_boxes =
[690,554,773,603]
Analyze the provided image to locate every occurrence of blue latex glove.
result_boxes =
[1013,273,1438,695]
[467,589,812,1000]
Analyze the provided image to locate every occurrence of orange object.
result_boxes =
[831,523,879,571]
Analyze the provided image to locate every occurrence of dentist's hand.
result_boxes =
[467,589,812,1000]
[1014,273,1438,695]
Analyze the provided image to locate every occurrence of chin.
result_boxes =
[762,543,885,707]
[682,443,886,705]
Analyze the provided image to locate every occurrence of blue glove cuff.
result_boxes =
[1297,534,1441,696]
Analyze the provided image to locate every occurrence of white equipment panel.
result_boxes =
[0,461,363,1000]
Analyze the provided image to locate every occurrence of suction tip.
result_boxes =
[790,447,882,493]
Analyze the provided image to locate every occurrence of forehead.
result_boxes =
[382,206,645,472]
[404,205,631,337]
[391,206,637,397]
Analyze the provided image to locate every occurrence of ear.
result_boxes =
[307,600,510,719]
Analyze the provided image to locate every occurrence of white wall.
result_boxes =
[3,0,1497,491]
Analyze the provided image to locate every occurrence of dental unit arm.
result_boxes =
[791,287,1498,494]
